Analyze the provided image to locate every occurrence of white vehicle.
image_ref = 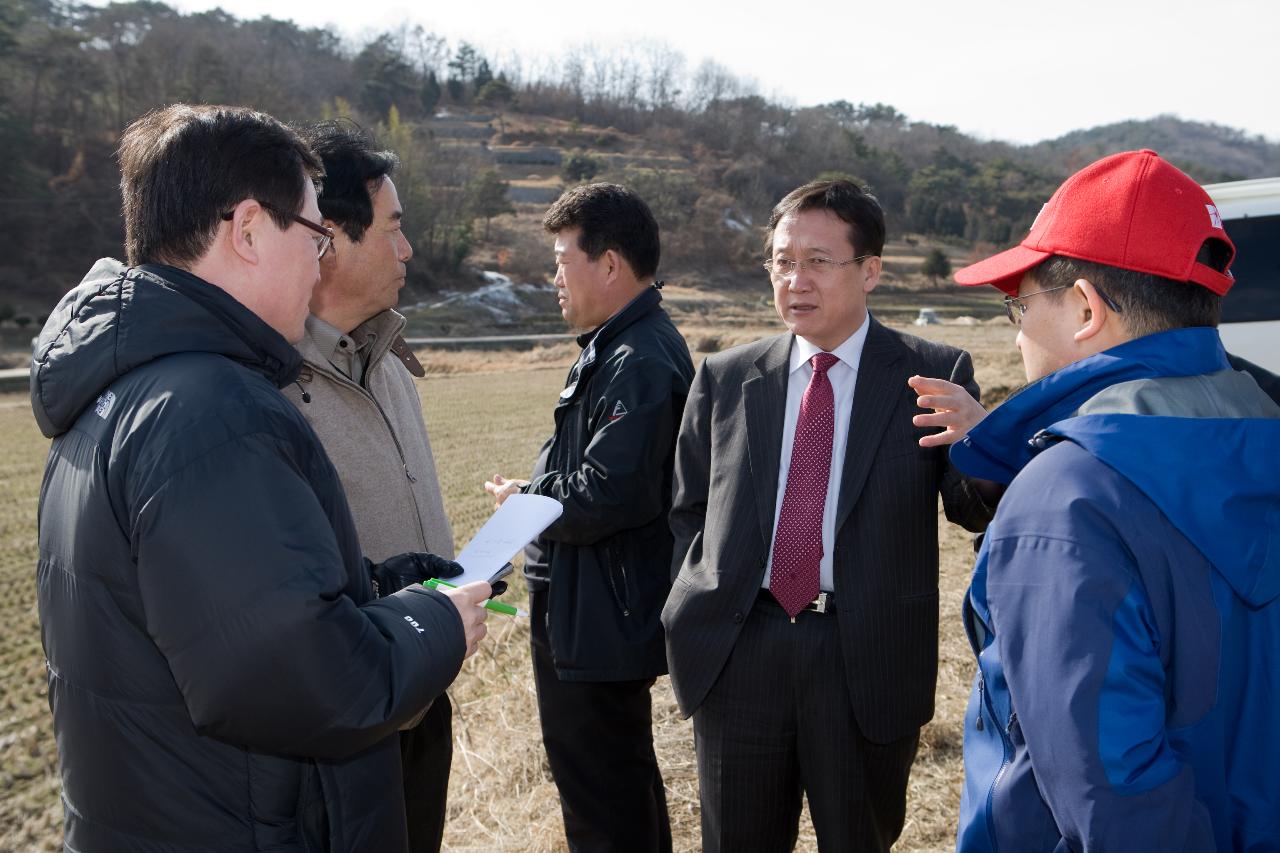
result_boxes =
[1203,177,1280,373]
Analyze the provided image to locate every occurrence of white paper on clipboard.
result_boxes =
[451,494,563,586]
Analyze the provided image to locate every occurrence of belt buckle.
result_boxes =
[811,592,830,614]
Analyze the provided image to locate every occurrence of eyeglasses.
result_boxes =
[763,255,872,280]
[1003,283,1122,324]
[221,201,334,260]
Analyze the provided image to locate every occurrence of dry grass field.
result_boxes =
[0,317,1025,852]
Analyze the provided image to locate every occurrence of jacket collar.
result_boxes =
[32,259,304,438]
[294,309,408,385]
[576,286,663,351]
[138,264,303,389]
[950,326,1231,484]
[559,287,663,403]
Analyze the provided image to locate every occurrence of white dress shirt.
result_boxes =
[762,315,870,592]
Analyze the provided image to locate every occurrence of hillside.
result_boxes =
[0,0,1275,326]
[1033,114,1280,182]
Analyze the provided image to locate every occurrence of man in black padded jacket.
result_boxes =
[486,184,694,853]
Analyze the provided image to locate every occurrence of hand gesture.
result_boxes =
[483,473,529,508]
[908,375,987,448]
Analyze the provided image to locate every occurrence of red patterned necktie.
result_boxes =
[769,352,839,619]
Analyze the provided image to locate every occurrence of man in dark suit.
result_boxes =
[661,179,994,852]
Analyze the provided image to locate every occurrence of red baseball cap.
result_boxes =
[953,149,1235,296]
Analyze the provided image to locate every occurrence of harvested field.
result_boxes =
[0,320,1026,851]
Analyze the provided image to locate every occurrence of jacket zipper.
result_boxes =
[618,563,630,616]
[976,673,985,731]
[964,577,1008,851]
[606,542,631,617]
[982,693,1014,853]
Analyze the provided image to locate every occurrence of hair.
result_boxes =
[765,179,886,258]
[300,119,399,243]
[1027,242,1228,335]
[117,104,323,267]
[542,183,660,281]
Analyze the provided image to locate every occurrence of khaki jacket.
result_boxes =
[282,310,454,562]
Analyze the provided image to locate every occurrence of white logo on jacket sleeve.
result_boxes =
[1206,204,1223,229]
[609,400,628,422]
[94,391,116,419]
[403,614,425,634]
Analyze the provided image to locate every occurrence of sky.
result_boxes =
[134,0,1279,145]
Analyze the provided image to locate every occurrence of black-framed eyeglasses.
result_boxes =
[221,201,334,260]
[1003,283,1122,324]
[763,254,872,280]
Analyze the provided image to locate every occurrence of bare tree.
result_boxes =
[641,40,684,111]
[688,59,741,112]
[401,25,449,80]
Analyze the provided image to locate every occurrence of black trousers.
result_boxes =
[693,596,920,853]
[400,694,453,853]
[530,588,672,853]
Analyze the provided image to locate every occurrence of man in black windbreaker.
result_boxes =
[486,184,694,853]
[30,104,491,852]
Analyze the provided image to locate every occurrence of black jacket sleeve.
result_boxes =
[526,352,681,546]
[131,431,466,761]
[939,348,996,532]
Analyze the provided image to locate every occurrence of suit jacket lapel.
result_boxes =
[743,334,792,546]
[835,317,905,531]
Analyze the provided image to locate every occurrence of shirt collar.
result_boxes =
[789,312,871,375]
[305,314,359,364]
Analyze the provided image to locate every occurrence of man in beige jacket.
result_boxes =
[282,120,457,853]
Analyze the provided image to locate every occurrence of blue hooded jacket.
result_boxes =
[951,327,1280,852]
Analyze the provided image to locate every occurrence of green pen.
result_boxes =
[423,577,528,617]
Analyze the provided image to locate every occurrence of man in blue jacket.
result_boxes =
[950,149,1280,852]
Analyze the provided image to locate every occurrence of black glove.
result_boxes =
[366,552,464,598]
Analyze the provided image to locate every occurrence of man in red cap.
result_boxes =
[950,149,1280,852]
